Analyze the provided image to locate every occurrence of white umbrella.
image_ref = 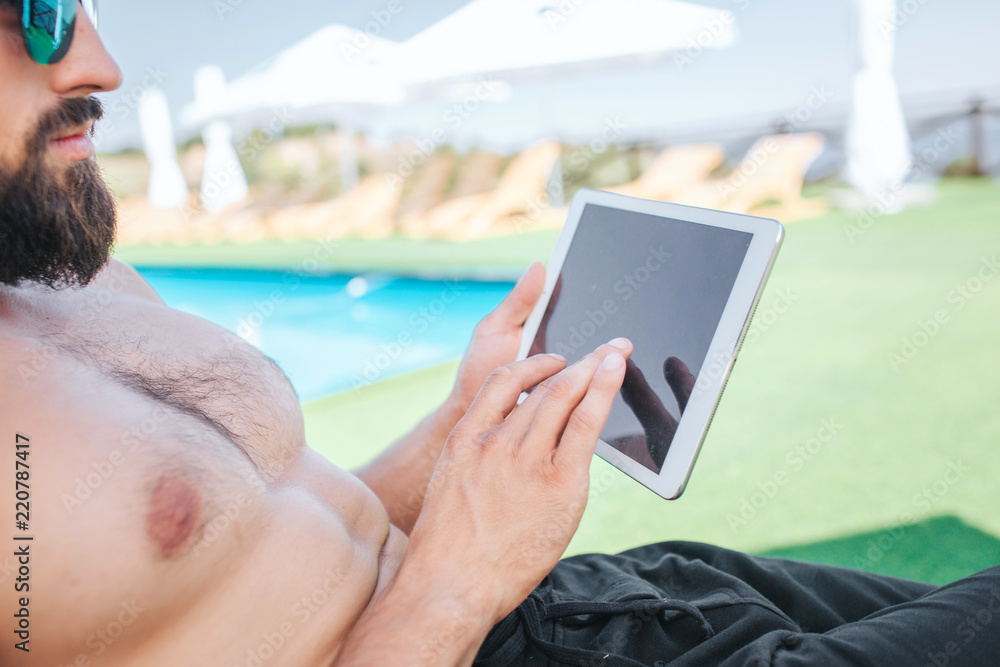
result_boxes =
[397,0,737,88]
[181,25,405,193]
[183,25,403,125]
[396,0,738,205]
[843,0,912,206]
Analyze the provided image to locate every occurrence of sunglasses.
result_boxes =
[21,0,98,65]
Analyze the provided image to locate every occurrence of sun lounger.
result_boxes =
[606,143,724,201]
[266,196,347,241]
[674,132,827,221]
[264,170,404,241]
[423,141,560,239]
[396,152,459,236]
[401,150,507,238]
[493,143,725,236]
[459,140,561,239]
[339,173,404,239]
[452,150,506,197]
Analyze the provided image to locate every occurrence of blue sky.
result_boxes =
[95,0,1000,153]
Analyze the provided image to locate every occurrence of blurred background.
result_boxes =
[98,0,1000,584]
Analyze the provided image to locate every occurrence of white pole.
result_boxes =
[139,89,189,209]
[843,0,913,206]
[193,66,250,212]
[200,120,249,212]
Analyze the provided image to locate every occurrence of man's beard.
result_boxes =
[0,97,117,289]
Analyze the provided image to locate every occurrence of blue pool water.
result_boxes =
[135,267,515,402]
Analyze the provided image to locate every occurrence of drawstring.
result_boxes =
[545,596,716,641]
[476,592,716,667]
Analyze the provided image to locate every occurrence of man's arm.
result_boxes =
[337,344,631,666]
[352,397,465,534]
[354,263,546,534]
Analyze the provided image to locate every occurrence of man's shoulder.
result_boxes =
[91,259,164,304]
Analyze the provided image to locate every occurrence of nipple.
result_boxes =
[146,476,201,559]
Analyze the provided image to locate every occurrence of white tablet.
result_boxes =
[517,188,784,499]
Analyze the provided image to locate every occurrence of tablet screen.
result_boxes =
[529,204,753,473]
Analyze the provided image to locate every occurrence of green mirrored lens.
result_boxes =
[81,0,96,30]
[22,0,78,65]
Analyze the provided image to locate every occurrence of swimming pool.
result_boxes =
[135,267,515,402]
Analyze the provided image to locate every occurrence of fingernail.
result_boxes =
[602,352,624,370]
[548,353,566,362]
[608,338,630,350]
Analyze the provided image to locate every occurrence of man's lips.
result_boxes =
[49,123,96,161]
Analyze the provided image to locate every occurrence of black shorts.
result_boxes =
[474,541,1000,666]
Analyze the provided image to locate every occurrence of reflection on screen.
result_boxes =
[530,204,752,473]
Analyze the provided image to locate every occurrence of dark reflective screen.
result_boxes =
[530,204,753,473]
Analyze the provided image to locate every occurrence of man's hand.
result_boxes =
[354,263,546,532]
[338,342,631,666]
[448,262,546,413]
[405,340,632,622]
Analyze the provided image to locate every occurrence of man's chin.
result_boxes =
[0,157,117,289]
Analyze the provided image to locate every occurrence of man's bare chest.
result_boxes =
[17,285,306,469]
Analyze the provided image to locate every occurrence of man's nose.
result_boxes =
[48,7,123,95]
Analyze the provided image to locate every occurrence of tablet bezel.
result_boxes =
[517,188,784,499]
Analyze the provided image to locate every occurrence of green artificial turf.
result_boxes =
[114,229,560,279]
[303,360,460,470]
[299,178,1000,584]
[760,516,1000,586]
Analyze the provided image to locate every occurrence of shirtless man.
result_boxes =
[4,3,1000,666]
[0,2,639,665]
